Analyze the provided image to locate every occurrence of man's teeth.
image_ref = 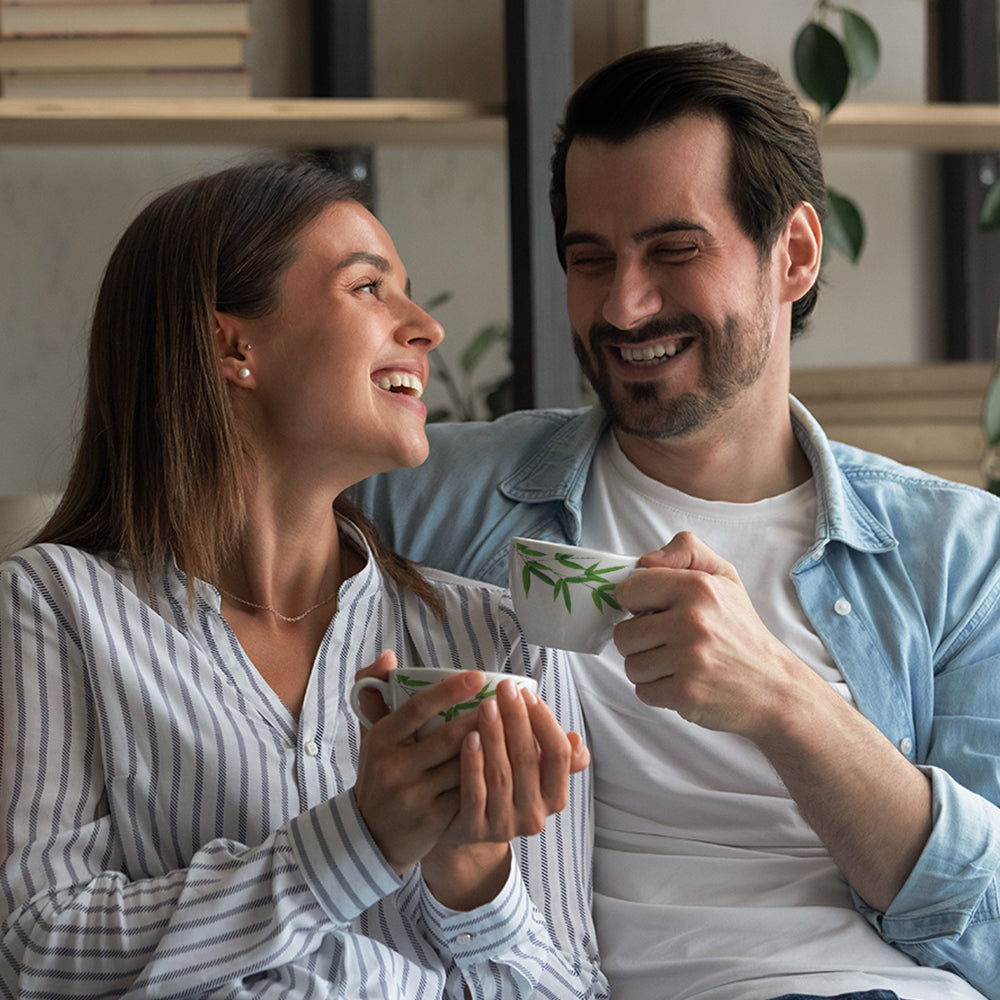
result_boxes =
[375,372,424,397]
[620,343,681,363]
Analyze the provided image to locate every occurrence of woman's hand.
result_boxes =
[421,678,589,909]
[352,651,484,876]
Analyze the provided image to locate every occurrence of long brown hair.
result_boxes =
[34,158,442,613]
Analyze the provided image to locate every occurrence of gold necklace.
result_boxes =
[216,586,339,623]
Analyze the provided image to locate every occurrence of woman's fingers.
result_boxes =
[522,687,573,815]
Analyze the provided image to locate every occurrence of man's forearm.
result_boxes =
[754,670,933,912]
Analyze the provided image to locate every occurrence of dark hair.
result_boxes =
[35,158,442,613]
[550,41,826,337]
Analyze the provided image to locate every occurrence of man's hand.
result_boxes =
[614,531,933,912]
[613,531,821,737]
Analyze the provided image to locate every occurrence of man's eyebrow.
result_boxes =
[634,219,708,243]
[561,219,708,252]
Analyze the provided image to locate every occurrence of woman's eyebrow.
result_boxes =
[336,251,391,271]
[334,251,412,298]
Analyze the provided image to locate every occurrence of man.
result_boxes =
[353,42,1000,1000]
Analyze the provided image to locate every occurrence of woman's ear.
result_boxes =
[779,201,822,304]
[216,311,254,388]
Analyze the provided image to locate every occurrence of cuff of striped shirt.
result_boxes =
[417,851,541,966]
[287,790,403,926]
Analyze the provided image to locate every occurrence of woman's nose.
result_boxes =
[401,301,445,349]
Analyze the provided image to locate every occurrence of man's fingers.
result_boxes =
[641,530,738,577]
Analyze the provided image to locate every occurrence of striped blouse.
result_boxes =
[0,527,607,998]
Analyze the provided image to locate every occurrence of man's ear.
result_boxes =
[779,201,822,304]
[216,311,254,388]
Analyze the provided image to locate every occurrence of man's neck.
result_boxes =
[612,407,811,502]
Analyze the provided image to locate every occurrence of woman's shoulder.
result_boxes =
[1,543,140,607]
[419,564,513,616]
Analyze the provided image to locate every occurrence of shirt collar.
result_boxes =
[497,399,898,557]
[790,395,898,556]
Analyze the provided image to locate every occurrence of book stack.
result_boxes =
[0,0,252,98]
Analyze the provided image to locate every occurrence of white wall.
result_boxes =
[0,0,942,495]
[0,0,309,495]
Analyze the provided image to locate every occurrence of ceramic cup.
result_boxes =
[349,666,538,737]
[509,537,639,653]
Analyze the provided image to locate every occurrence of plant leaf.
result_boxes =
[824,187,865,263]
[460,323,510,374]
[484,375,515,421]
[981,177,1000,231]
[793,21,849,115]
[841,9,880,88]
[422,290,453,312]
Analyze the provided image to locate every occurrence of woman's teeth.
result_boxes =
[620,342,681,363]
[375,372,424,397]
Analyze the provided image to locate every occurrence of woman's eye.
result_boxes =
[357,278,383,295]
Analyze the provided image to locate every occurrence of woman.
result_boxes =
[0,160,606,998]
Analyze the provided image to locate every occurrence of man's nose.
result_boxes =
[602,261,664,330]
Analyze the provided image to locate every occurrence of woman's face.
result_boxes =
[227,200,444,487]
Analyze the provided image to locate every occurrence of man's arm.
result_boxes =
[613,531,932,910]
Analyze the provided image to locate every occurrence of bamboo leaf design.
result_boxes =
[437,679,505,721]
[515,547,630,617]
[396,673,433,688]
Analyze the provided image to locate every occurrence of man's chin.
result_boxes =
[600,386,711,441]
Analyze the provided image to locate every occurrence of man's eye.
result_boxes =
[567,254,613,270]
[655,245,698,262]
[356,278,383,294]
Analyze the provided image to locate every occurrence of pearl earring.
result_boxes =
[238,367,251,380]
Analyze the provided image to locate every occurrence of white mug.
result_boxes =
[349,666,538,737]
[509,537,638,653]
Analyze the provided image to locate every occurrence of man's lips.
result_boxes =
[590,316,707,369]
[617,339,692,364]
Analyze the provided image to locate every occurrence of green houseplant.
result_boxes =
[792,1,880,263]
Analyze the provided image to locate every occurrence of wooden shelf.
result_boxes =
[1,98,998,150]
[0,97,507,145]
[818,102,1000,151]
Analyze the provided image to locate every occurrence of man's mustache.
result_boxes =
[587,314,710,350]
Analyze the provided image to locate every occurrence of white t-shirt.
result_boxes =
[575,431,984,1000]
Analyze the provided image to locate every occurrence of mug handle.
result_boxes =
[349,676,391,730]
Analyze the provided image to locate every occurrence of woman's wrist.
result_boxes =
[420,841,512,911]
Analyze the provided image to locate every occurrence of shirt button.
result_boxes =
[303,739,320,757]
[834,598,852,616]
[898,737,913,755]
[455,932,474,945]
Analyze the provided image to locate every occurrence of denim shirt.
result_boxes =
[353,398,1000,998]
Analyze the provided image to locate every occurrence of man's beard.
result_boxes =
[573,308,772,440]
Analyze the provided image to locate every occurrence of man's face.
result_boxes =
[562,115,786,441]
